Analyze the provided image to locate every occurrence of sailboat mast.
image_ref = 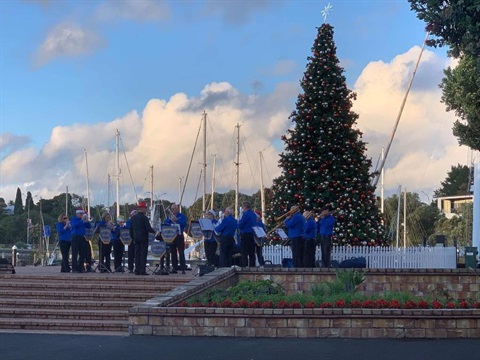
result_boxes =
[66,186,69,216]
[259,151,265,218]
[403,187,407,248]
[381,147,385,213]
[115,129,120,219]
[150,165,154,209]
[395,185,401,248]
[107,174,111,209]
[84,149,91,217]
[235,123,240,219]
[202,111,207,213]
[210,154,216,210]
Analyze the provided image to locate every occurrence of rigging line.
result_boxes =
[206,116,233,191]
[119,136,138,202]
[180,115,203,207]
[372,31,430,188]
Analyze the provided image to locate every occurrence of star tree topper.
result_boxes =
[322,2,334,23]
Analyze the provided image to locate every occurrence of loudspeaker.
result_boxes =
[282,258,293,268]
[339,257,366,268]
[198,265,215,277]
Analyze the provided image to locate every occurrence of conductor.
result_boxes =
[129,201,155,275]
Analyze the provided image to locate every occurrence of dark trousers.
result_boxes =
[291,236,305,268]
[170,235,186,271]
[85,240,93,271]
[303,238,316,267]
[128,242,136,271]
[59,241,71,272]
[71,235,85,272]
[219,235,234,268]
[113,241,125,271]
[255,245,265,266]
[320,235,333,268]
[240,233,256,267]
[99,240,112,272]
[160,247,171,269]
[134,239,148,275]
[204,241,219,267]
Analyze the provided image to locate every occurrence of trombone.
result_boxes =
[274,208,299,222]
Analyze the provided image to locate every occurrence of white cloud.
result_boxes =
[95,0,170,22]
[34,22,104,66]
[201,0,273,25]
[353,46,466,200]
[264,59,297,77]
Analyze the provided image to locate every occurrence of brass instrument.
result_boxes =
[274,207,300,222]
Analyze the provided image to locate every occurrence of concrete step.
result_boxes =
[0,317,128,333]
[0,289,159,300]
[0,298,138,310]
[0,307,127,321]
[0,281,176,293]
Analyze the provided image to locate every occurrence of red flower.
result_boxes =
[220,299,234,308]
[417,300,429,309]
[362,300,375,308]
[446,302,456,309]
[404,300,417,309]
[334,299,346,308]
[305,301,316,308]
[277,300,290,309]
[320,302,332,308]
[290,301,302,309]
[472,302,480,309]
[350,300,362,308]
[388,300,401,309]
[248,300,262,308]
[375,299,389,308]
[459,301,469,309]
[261,300,274,308]
[234,299,249,308]
[177,301,188,307]
[432,300,443,309]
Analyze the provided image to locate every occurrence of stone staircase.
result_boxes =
[0,271,192,335]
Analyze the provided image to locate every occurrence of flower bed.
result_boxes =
[128,267,480,338]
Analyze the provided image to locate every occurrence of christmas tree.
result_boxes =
[269,23,386,246]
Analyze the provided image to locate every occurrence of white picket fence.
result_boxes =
[261,245,457,269]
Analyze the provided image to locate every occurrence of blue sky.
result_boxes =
[0,0,468,207]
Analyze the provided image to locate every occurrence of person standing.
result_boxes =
[70,209,91,273]
[318,205,336,268]
[165,204,187,274]
[303,211,317,267]
[113,216,127,272]
[284,205,305,268]
[254,210,266,266]
[129,202,156,276]
[237,202,257,267]
[95,212,114,273]
[203,210,219,267]
[126,210,137,273]
[56,213,72,273]
[214,207,237,268]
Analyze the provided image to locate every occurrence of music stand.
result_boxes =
[276,228,289,260]
[116,228,132,273]
[84,227,95,272]
[93,226,113,273]
[150,241,167,274]
[253,226,267,246]
[155,224,178,275]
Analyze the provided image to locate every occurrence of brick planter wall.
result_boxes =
[128,267,480,338]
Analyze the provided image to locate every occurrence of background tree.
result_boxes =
[435,203,472,248]
[409,1,480,149]
[434,164,472,197]
[13,188,23,215]
[269,23,385,246]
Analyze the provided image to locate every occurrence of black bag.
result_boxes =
[198,265,215,276]
[282,258,293,268]
[339,257,366,268]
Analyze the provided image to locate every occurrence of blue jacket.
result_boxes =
[304,217,317,240]
[70,216,91,236]
[237,209,256,234]
[285,212,305,238]
[165,212,187,234]
[318,215,335,236]
[113,224,127,243]
[56,222,71,242]
[214,215,237,237]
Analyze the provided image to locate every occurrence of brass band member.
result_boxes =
[204,210,219,267]
[165,204,187,274]
[129,202,155,276]
[318,205,336,268]
[254,210,266,266]
[214,207,237,267]
[284,205,306,268]
[303,211,317,267]
[70,209,91,273]
[56,213,72,273]
[126,210,137,273]
[238,202,257,267]
[95,212,114,273]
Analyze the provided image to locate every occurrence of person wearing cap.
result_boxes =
[318,205,336,268]
[129,202,156,275]
[56,213,72,273]
[126,210,137,273]
[204,210,219,267]
[303,210,317,267]
[165,204,187,274]
[70,209,92,273]
[254,210,266,266]
[284,205,306,268]
[237,202,257,267]
[214,207,237,267]
[112,216,127,272]
[95,212,114,273]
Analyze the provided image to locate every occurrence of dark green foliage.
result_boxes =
[13,188,23,215]
[269,24,385,246]
[312,269,366,296]
[434,164,472,197]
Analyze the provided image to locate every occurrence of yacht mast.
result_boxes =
[235,123,240,219]
[115,129,120,219]
[201,111,207,213]
[210,154,216,210]
[84,149,91,217]
[260,151,265,217]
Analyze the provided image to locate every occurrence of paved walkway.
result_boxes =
[1,333,479,360]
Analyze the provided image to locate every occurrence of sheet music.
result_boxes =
[276,228,288,240]
[198,218,215,231]
[252,226,266,238]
